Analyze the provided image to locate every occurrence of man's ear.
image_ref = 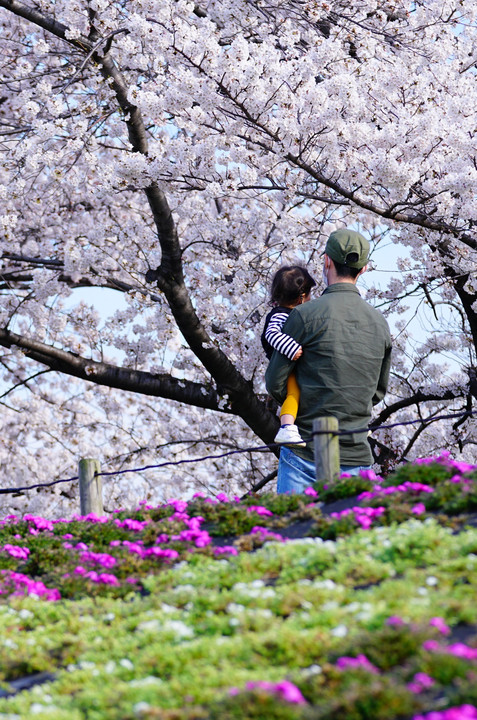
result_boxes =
[357,264,368,277]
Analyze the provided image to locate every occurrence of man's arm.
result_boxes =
[265,349,294,404]
[265,311,304,403]
[372,343,392,405]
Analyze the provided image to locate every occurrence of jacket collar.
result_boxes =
[322,283,361,295]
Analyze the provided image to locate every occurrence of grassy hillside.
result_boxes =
[1,452,477,719]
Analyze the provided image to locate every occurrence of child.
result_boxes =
[261,265,316,446]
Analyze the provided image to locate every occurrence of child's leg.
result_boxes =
[274,373,305,445]
[280,372,300,425]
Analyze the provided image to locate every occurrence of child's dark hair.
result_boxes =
[270,265,316,306]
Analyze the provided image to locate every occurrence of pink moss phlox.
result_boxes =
[358,481,434,502]
[386,615,406,626]
[423,640,477,660]
[1,544,30,560]
[429,617,451,635]
[70,513,109,523]
[330,506,385,529]
[216,492,231,503]
[422,640,441,652]
[250,526,286,542]
[0,570,60,601]
[168,515,211,548]
[175,528,211,547]
[447,643,477,661]
[79,550,117,569]
[246,506,274,517]
[412,503,426,515]
[144,547,179,560]
[413,452,476,476]
[167,499,189,513]
[232,680,306,705]
[304,486,318,497]
[358,469,382,482]
[169,512,190,522]
[214,546,239,556]
[74,566,120,585]
[23,514,54,532]
[123,540,145,556]
[335,654,380,674]
[114,518,149,532]
[117,541,179,560]
[407,672,435,694]
[448,459,476,474]
[414,451,451,466]
[413,704,477,720]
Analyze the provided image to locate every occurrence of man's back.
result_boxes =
[265,282,391,465]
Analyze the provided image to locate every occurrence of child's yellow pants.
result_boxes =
[280,372,300,419]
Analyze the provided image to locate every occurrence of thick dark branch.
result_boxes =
[0,328,223,410]
[97,57,273,437]
[0,0,93,51]
[0,254,163,300]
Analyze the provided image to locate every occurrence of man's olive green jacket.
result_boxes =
[265,283,392,466]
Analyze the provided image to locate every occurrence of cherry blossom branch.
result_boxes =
[370,388,463,429]
[0,327,224,410]
[0,1,280,444]
[0,0,92,51]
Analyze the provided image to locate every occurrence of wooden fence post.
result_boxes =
[313,417,340,484]
[78,458,103,515]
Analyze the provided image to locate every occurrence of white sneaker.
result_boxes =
[274,424,306,447]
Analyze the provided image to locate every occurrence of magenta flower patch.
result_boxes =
[0,570,60,601]
[246,506,274,517]
[231,680,307,705]
[1,544,30,560]
[413,705,477,720]
[335,654,380,674]
[407,672,435,694]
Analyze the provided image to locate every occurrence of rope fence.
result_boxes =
[0,408,475,502]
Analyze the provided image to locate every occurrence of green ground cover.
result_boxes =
[1,452,477,719]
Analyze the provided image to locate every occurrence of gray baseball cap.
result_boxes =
[324,229,370,269]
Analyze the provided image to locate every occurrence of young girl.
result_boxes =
[261,265,316,446]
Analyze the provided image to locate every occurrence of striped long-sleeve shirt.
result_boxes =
[261,306,301,361]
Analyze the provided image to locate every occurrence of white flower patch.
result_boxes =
[129,677,163,688]
[330,624,348,638]
[162,619,195,640]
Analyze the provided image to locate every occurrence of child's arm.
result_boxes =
[265,312,302,361]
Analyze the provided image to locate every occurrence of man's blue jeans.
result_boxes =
[277,446,371,494]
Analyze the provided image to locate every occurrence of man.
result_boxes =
[265,228,392,494]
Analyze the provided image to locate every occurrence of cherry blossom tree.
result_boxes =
[0,0,476,515]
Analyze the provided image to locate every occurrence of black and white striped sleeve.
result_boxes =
[264,312,302,361]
